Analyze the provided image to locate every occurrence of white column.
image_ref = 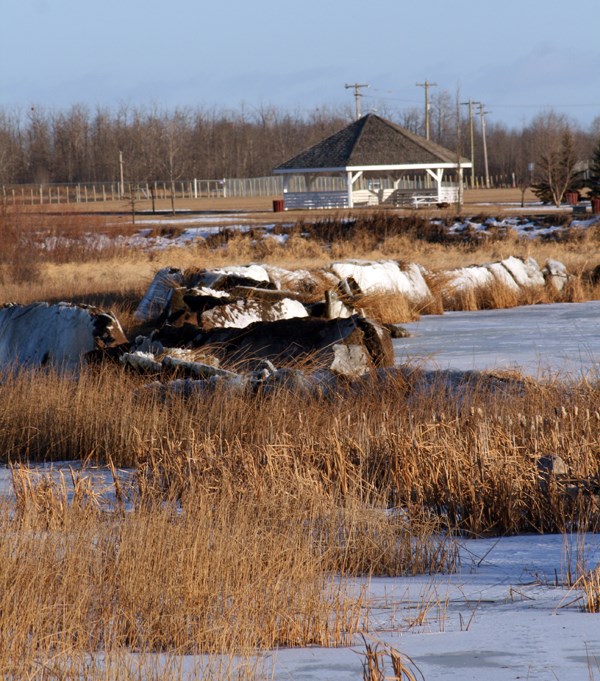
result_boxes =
[346,171,354,208]
[426,168,444,201]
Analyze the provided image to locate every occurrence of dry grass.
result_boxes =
[2,198,600,677]
[354,291,420,324]
[1,425,458,677]
[581,566,600,613]
[2,364,599,538]
[439,274,587,313]
[361,636,424,681]
[2,204,600,325]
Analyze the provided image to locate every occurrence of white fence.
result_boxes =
[1,174,483,207]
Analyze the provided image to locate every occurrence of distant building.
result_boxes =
[273,113,470,210]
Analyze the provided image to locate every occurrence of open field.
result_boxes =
[2,190,600,319]
[9,187,543,219]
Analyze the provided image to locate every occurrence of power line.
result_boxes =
[488,102,600,109]
[362,93,422,105]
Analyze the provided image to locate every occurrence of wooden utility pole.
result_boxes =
[345,82,369,120]
[477,103,491,189]
[461,99,480,188]
[416,80,437,140]
[119,151,125,199]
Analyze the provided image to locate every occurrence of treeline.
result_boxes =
[0,105,347,186]
[0,100,598,187]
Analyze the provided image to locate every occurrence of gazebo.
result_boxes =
[273,113,471,210]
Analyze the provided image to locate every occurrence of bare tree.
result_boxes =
[532,128,581,206]
[160,110,190,215]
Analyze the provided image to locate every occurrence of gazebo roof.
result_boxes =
[274,113,469,173]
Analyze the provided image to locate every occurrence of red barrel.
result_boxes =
[592,198,600,214]
[272,199,285,212]
[565,191,579,205]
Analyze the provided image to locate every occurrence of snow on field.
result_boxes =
[396,300,600,378]
[35,211,600,254]
[447,214,600,239]
[273,533,600,681]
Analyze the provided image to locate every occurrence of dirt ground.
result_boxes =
[15,188,550,225]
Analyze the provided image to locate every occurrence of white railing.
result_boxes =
[283,191,349,210]
[391,186,460,207]
[352,189,396,206]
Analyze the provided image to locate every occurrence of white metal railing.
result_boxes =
[283,191,349,210]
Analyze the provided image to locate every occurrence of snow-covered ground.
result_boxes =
[447,214,599,239]
[37,212,600,253]
[273,533,600,681]
[396,301,600,379]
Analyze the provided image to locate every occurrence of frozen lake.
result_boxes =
[395,301,600,378]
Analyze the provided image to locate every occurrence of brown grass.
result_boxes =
[1,364,599,538]
[1,415,460,677]
[581,566,600,613]
[2,203,600,325]
[3,197,600,677]
[12,362,598,676]
[354,291,420,324]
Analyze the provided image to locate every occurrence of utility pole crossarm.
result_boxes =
[345,82,369,120]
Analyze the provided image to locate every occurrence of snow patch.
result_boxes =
[330,260,432,303]
[0,302,103,371]
[501,255,545,287]
[201,298,308,329]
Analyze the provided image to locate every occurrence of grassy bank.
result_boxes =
[2,206,600,326]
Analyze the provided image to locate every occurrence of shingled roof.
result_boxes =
[275,113,468,171]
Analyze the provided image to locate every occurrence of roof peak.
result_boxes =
[275,114,468,172]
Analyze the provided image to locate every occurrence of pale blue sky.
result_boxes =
[1,0,599,128]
